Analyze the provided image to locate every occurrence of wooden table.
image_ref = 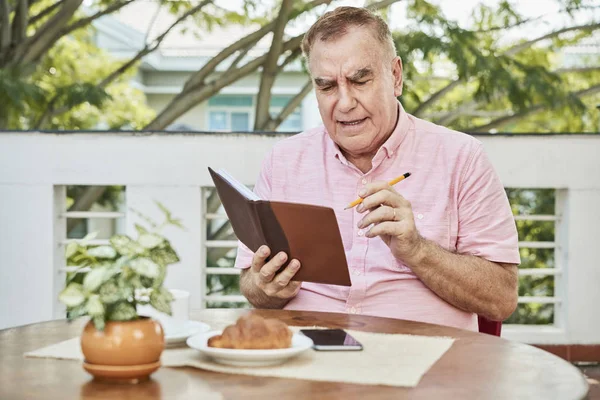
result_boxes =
[0,309,589,399]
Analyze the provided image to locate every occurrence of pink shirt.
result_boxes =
[234,102,520,331]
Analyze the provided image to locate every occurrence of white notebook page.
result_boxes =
[216,168,260,201]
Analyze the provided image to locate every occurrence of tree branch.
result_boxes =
[0,0,11,58]
[433,65,600,126]
[11,0,29,46]
[28,0,65,26]
[254,0,294,130]
[263,78,312,131]
[413,21,600,117]
[12,0,83,65]
[145,0,402,130]
[471,83,600,132]
[35,0,214,129]
[226,47,252,73]
[181,0,334,93]
[59,0,135,37]
[505,22,600,56]
[277,47,301,74]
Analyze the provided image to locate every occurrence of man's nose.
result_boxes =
[337,86,357,113]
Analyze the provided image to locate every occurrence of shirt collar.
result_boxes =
[328,100,411,165]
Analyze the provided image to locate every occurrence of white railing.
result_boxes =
[1,131,599,346]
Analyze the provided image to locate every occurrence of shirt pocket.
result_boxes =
[412,205,451,250]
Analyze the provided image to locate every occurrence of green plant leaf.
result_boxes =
[92,316,105,331]
[150,287,173,315]
[116,276,134,300]
[150,246,180,266]
[99,280,121,304]
[58,283,86,307]
[138,233,164,249]
[85,294,105,317]
[134,224,149,235]
[107,302,137,321]
[87,245,117,259]
[110,235,146,256]
[152,265,167,289]
[66,303,88,320]
[83,265,117,292]
[65,242,79,259]
[130,258,160,278]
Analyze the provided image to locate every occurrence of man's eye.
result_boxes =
[355,80,369,86]
[320,86,334,92]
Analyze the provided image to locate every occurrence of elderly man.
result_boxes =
[234,6,520,330]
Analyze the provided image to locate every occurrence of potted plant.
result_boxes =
[58,202,183,383]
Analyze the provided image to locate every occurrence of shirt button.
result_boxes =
[361,178,368,184]
[357,229,364,236]
[417,213,424,220]
[352,269,361,276]
[349,307,357,314]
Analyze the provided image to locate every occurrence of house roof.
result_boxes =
[92,1,303,72]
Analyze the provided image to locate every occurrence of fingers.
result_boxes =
[249,246,302,300]
[365,221,405,238]
[250,245,271,273]
[263,260,302,298]
[358,205,409,229]
[258,251,289,283]
[356,181,410,213]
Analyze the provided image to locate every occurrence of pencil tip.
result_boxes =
[405,172,411,177]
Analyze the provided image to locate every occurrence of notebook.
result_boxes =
[208,167,351,286]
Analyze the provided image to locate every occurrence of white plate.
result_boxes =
[138,308,211,345]
[186,330,314,367]
[163,319,211,345]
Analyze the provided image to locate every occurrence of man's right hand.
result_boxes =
[240,245,301,308]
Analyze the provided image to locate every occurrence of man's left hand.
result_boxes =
[356,181,424,264]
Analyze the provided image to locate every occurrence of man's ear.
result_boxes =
[392,56,403,97]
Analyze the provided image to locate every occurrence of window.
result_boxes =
[208,95,253,132]
[207,94,303,132]
[269,95,303,132]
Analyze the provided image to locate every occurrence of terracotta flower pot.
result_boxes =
[80,317,165,383]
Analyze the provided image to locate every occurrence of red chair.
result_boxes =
[478,315,502,337]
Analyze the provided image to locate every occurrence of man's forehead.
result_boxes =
[312,64,376,80]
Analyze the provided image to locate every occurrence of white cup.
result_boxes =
[168,289,190,320]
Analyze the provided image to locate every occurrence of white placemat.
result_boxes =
[25,326,454,388]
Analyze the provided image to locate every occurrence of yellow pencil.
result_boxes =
[344,172,411,210]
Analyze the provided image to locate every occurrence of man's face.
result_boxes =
[309,27,403,160]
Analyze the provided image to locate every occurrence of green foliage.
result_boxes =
[60,202,183,331]
[395,0,600,133]
[504,189,556,325]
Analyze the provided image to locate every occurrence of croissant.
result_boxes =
[207,314,293,349]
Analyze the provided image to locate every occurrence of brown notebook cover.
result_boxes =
[208,167,351,286]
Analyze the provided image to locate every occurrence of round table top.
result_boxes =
[0,309,589,399]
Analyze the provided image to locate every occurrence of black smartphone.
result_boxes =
[299,329,363,351]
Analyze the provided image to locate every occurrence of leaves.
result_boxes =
[98,280,122,304]
[130,258,160,278]
[92,316,106,331]
[58,283,86,307]
[83,265,117,292]
[85,294,105,317]
[110,235,146,257]
[150,245,180,267]
[138,233,164,249]
[87,245,117,259]
[150,287,173,315]
[107,302,137,321]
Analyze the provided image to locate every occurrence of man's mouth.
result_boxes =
[338,117,367,126]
